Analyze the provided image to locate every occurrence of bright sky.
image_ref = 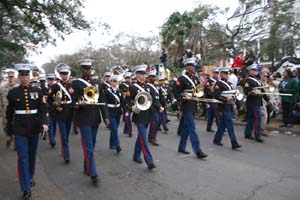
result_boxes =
[28,0,239,66]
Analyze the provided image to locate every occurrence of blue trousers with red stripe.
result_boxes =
[178,112,202,154]
[58,120,72,160]
[214,112,238,144]
[158,110,168,130]
[148,112,159,141]
[79,125,99,177]
[48,115,56,144]
[109,115,121,149]
[15,135,39,192]
[123,112,132,135]
[206,104,221,131]
[245,105,261,138]
[134,123,154,166]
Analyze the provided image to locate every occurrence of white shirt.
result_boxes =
[228,73,238,89]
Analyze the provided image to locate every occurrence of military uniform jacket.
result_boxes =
[6,85,48,136]
[41,85,49,96]
[103,81,111,91]
[47,81,73,122]
[126,81,151,124]
[71,77,108,126]
[105,87,124,117]
[174,72,200,113]
[119,81,130,94]
[204,78,217,99]
[146,82,162,113]
[244,75,270,106]
[213,79,234,112]
[158,85,168,107]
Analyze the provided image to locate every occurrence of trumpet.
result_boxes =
[77,86,105,106]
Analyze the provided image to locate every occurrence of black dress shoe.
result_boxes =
[148,163,157,170]
[178,149,190,154]
[110,146,116,150]
[129,134,132,138]
[133,157,143,164]
[255,138,264,143]
[116,147,122,154]
[206,129,215,133]
[50,141,56,148]
[213,140,223,146]
[244,135,255,140]
[149,140,159,146]
[30,179,36,187]
[91,176,99,185]
[157,128,162,131]
[286,124,293,128]
[232,143,242,150]
[64,158,70,164]
[164,128,169,132]
[22,190,31,199]
[167,119,171,123]
[196,151,208,159]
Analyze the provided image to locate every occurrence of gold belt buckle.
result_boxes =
[25,110,31,114]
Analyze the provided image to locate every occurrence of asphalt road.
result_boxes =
[0,116,300,200]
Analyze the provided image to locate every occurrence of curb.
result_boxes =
[167,112,300,135]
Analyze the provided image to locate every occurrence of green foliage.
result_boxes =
[0,0,91,67]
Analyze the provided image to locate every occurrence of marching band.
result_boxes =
[2,54,296,199]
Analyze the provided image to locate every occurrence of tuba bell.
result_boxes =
[133,91,153,112]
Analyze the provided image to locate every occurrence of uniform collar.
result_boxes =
[136,81,145,86]
[21,84,29,89]
[221,78,228,82]
[185,71,194,78]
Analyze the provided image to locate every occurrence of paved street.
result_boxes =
[0,116,300,200]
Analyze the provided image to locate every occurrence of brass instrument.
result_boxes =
[132,91,153,113]
[221,86,244,101]
[77,86,105,106]
[53,90,62,108]
[184,85,204,97]
[182,96,223,104]
[253,82,276,92]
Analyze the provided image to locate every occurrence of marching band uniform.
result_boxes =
[46,73,57,148]
[146,70,162,146]
[71,59,109,185]
[126,65,156,170]
[119,72,132,137]
[157,76,169,132]
[243,64,270,143]
[6,64,48,198]
[213,68,242,149]
[103,71,112,91]
[106,75,124,153]
[174,58,207,158]
[39,76,48,96]
[47,64,73,163]
[205,68,220,132]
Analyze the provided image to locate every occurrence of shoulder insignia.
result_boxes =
[176,81,181,87]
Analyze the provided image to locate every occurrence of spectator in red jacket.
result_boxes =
[231,52,244,75]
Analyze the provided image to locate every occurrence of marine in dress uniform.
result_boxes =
[103,71,112,91]
[46,73,57,147]
[146,69,164,146]
[157,76,169,132]
[119,71,133,137]
[106,75,124,153]
[126,65,156,170]
[48,64,74,163]
[0,70,19,148]
[205,68,220,132]
[174,58,207,159]
[6,64,48,199]
[243,64,271,143]
[213,67,242,149]
[39,76,48,96]
[71,59,109,185]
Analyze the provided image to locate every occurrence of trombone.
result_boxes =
[253,83,276,93]
[184,85,204,97]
